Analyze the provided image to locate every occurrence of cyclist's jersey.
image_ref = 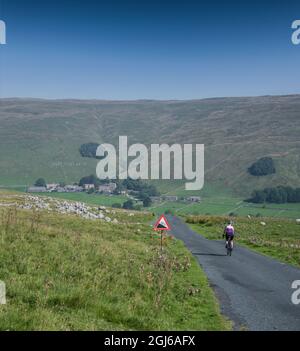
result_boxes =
[225,225,235,236]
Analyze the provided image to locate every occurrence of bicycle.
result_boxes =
[226,239,233,256]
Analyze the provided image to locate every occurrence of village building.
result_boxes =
[27,186,47,193]
[150,196,162,203]
[186,196,201,203]
[65,185,83,192]
[83,184,95,191]
[46,183,59,191]
[98,183,117,194]
[163,195,178,202]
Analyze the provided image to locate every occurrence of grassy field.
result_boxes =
[7,187,300,220]
[185,215,300,268]
[0,192,230,330]
[150,194,300,219]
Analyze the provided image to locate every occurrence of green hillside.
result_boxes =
[0,191,230,330]
[1,96,300,197]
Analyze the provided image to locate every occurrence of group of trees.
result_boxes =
[79,143,100,158]
[248,157,276,176]
[79,174,101,187]
[78,176,158,208]
[121,179,158,196]
[78,175,112,188]
[115,179,159,207]
[248,186,300,204]
[112,200,136,210]
[122,200,135,210]
[34,178,46,187]
[34,178,66,188]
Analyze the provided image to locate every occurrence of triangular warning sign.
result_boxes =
[153,214,171,231]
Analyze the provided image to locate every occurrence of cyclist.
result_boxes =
[223,221,235,249]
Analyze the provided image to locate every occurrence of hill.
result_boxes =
[0,95,300,197]
[0,191,230,330]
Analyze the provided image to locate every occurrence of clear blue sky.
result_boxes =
[0,0,300,99]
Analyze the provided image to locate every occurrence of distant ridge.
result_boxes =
[0,94,299,195]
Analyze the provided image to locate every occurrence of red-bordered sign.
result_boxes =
[153,214,171,231]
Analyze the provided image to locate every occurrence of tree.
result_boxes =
[248,157,276,176]
[267,188,284,203]
[79,143,100,158]
[142,196,152,207]
[295,188,300,202]
[250,190,267,203]
[122,179,159,196]
[34,178,46,187]
[79,175,99,186]
[248,186,300,204]
[122,200,134,210]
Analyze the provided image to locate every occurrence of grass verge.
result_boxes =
[0,194,231,330]
[185,215,300,268]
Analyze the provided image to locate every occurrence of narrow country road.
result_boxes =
[167,215,300,331]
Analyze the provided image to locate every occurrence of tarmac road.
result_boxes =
[167,215,300,331]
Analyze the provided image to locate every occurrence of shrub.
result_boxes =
[34,178,46,187]
[79,143,100,158]
[248,186,300,204]
[248,157,276,176]
[79,175,100,187]
[123,200,134,210]
[142,197,152,207]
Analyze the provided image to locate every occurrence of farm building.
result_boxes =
[83,184,95,191]
[98,183,117,194]
[163,195,178,202]
[27,186,47,193]
[186,196,201,202]
[150,196,162,203]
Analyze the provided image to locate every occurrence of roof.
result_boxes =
[28,186,47,192]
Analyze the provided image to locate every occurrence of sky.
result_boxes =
[0,0,300,100]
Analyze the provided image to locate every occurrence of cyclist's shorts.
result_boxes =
[226,234,234,241]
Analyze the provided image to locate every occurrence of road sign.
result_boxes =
[153,214,171,231]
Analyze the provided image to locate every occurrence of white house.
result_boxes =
[65,185,83,192]
[46,183,59,191]
[98,183,117,194]
[27,186,47,193]
[83,184,95,191]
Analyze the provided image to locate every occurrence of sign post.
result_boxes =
[153,214,171,254]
